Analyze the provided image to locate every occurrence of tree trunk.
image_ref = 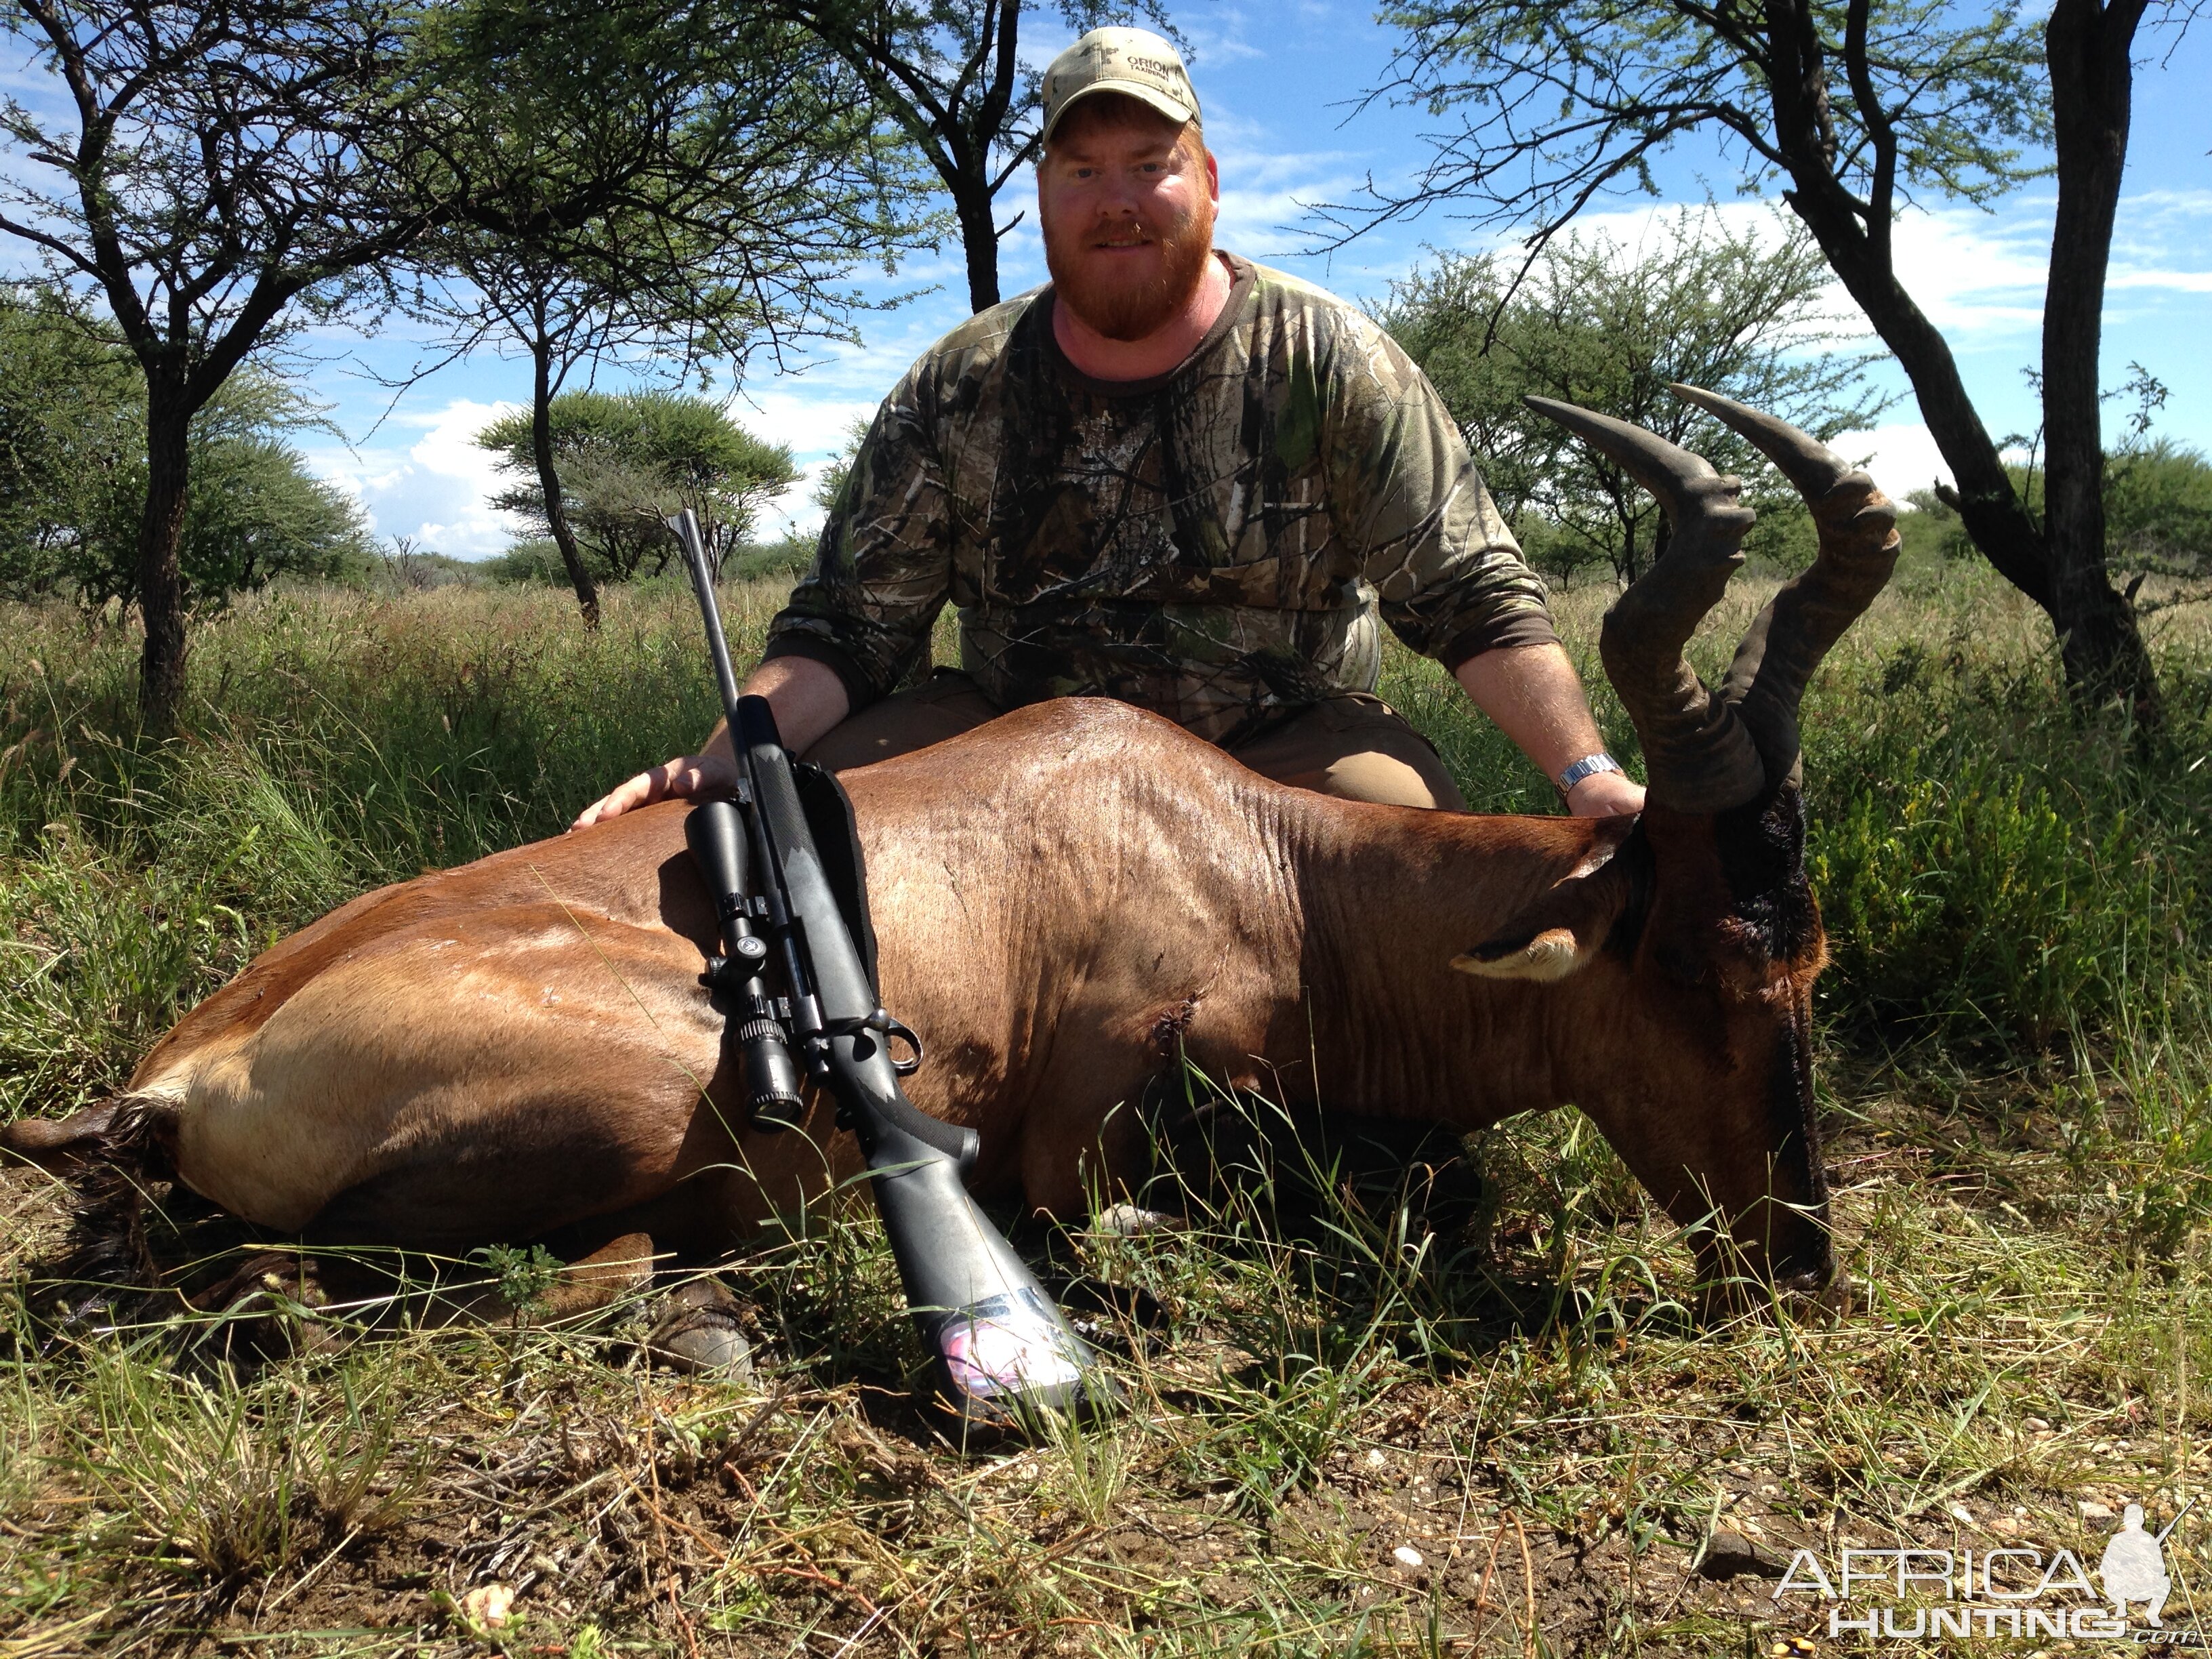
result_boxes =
[136,394,193,731]
[532,337,600,630]
[2043,0,2159,723]
[954,171,1002,313]
[1786,191,2057,609]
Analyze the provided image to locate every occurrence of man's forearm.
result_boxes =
[1454,642,1642,815]
[1453,643,1606,777]
[702,653,853,761]
[571,653,854,830]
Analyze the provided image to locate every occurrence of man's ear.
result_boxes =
[1452,816,1642,983]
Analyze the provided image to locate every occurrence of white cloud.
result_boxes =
[1834,421,1954,497]
[302,397,525,559]
[729,388,886,542]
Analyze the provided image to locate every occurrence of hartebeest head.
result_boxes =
[1455,388,1899,1296]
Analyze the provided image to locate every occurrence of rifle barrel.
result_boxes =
[673,509,745,728]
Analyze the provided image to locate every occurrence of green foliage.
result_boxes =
[474,1242,564,1316]
[811,414,873,520]
[1361,0,2048,238]
[0,287,375,609]
[727,532,819,584]
[1904,439,2212,579]
[1805,630,2208,1053]
[0,285,142,598]
[1376,211,1885,583]
[2106,439,2212,576]
[476,389,796,579]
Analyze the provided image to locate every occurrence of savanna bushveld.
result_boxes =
[3,0,2211,1656]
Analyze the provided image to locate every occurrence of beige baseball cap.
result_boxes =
[1040,27,1200,143]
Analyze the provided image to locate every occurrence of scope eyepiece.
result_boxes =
[735,1017,804,1132]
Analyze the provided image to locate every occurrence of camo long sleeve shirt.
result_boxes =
[762,254,1558,745]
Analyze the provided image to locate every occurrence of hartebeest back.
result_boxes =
[7,390,1896,1301]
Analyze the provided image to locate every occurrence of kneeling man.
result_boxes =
[574,28,1641,827]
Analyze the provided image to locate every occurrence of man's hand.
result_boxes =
[570,751,741,831]
[1565,769,1645,818]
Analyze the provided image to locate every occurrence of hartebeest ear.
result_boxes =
[1452,817,1641,983]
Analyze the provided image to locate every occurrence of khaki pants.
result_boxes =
[803,671,1468,812]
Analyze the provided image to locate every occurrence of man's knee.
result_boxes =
[800,670,1004,773]
[1229,695,1467,812]
[1318,749,1465,811]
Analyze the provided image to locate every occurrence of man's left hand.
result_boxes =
[1566,771,1645,818]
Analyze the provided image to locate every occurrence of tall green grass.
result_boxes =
[0,581,781,1117]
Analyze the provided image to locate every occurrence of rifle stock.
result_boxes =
[670,510,1107,1431]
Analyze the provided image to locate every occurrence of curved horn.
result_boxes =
[1524,396,1767,813]
[1670,384,1900,785]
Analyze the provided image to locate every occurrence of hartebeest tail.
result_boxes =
[6,395,1895,1314]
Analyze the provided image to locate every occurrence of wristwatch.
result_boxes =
[1555,752,1623,794]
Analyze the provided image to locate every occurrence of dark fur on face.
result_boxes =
[1041,100,1214,343]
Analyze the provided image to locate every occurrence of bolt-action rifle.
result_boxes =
[670,510,1104,1430]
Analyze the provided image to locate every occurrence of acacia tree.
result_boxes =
[771,0,1176,312]
[1379,210,1885,583]
[1351,0,2183,719]
[0,0,438,727]
[478,390,796,580]
[411,4,922,622]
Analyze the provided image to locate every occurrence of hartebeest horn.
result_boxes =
[1523,396,1767,813]
[1670,384,1900,787]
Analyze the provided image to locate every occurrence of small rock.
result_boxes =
[1948,1503,1974,1523]
[2081,1500,2114,1519]
[1698,1529,1790,1580]
[1094,1203,1184,1236]
[462,1582,516,1628]
[1392,1546,1425,1570]
[1365,1449,1387,1469]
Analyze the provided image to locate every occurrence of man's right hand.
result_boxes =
[569,751,741,831]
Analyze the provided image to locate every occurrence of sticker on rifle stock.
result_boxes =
[938,1290,1086,1399]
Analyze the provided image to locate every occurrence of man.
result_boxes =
[573,26,1642,828]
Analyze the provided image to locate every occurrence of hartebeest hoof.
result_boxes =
[641,1278,755,1378]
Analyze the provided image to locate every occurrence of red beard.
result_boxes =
[1043,201,1216,344]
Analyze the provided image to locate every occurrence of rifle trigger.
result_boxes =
[881,1015,924,1076]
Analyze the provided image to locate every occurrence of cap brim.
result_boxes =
[1042,81,1197,142]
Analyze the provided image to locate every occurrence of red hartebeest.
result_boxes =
[6,390,1896,1309]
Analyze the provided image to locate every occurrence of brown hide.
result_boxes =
[44,697,1832,1284]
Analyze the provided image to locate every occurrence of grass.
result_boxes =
[0,555,2209,1653]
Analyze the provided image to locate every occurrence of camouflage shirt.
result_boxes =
[763,253,1558,745]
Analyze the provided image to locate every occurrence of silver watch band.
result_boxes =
[1555,752,1623,794]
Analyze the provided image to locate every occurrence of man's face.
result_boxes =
[1038,98,1218,343]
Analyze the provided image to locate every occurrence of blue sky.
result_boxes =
[260,5,2212,557]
